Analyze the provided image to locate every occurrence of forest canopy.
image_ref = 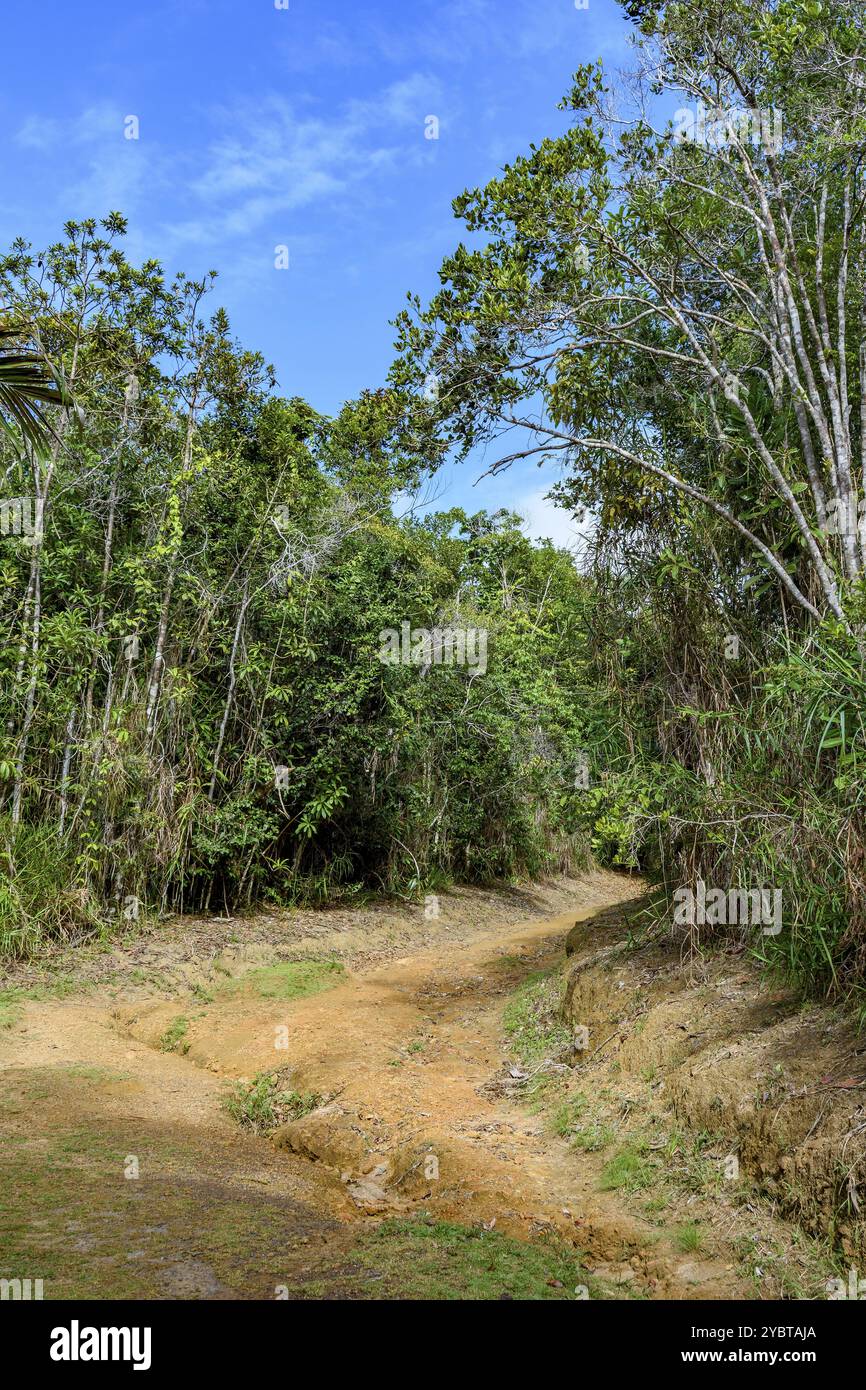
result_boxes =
[2,0,866,1007]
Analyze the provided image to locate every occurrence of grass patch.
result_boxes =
[61,1065,131,1083]
[660,1129,727,1196]
[222,1069,323,1134]
[318,1216,614,1300]
[675,1221,702,1253]
[0,1096,337,1300]
[216,959,345,1002]
[158,1016,190,1054]
[486,954,524,971]
[733,1229,843,1300]
[572,1122,616,1152]
[548,1094,615,1152]
[0,820,106,961]
[599,1141,655,1193]
[0,990,23,1030]
[502,970,571,1100]
[550,1096,586,1137]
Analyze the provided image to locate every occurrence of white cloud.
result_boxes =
[165,75,442,250]
[515,485,595,552]
[15,103,124,152]
[12,73,444,264]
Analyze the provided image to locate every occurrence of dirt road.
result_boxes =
[0,871,826,1299]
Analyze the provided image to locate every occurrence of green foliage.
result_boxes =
[0,221,594,951]
[158,1016,189,1054]
[0,323,65,454]
[6,4,866,1018]
[0,818,103,958]
[221,1070,323,1134]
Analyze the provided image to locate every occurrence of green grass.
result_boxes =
[551,1096,586,1137]
[548,1094,615,1151]
[310,1216,614,1301]
[502,970,571,1101]
[221,1069,323,1134]
[60,1065,131,1083]
[0,1113,333,1299]
[0,991,23,1030]
[733,1229,845,1300]
[658,1128,727,1196]
[215,959,345,1002]
[572,1122,616,1152]
[158,1016,190,1054]
[599,1141,655,1193]
[0,820,106,960]
[675,1221,703,1253]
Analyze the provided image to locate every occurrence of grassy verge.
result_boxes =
[294,1215,620,1301]
[499,958,846,1298]
[502,969,571,1103]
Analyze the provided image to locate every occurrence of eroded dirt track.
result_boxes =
[0,871,825,1299]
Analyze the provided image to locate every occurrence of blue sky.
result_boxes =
[0,0,637,545]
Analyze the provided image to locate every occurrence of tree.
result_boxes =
[393,0,866,628]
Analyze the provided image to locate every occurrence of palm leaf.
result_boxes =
[0,324,65,455]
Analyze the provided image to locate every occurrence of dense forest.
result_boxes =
[2,0,866,1013]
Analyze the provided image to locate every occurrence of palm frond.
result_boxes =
[0,324,65,455]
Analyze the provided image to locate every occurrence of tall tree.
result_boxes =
[393,0,866,628]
